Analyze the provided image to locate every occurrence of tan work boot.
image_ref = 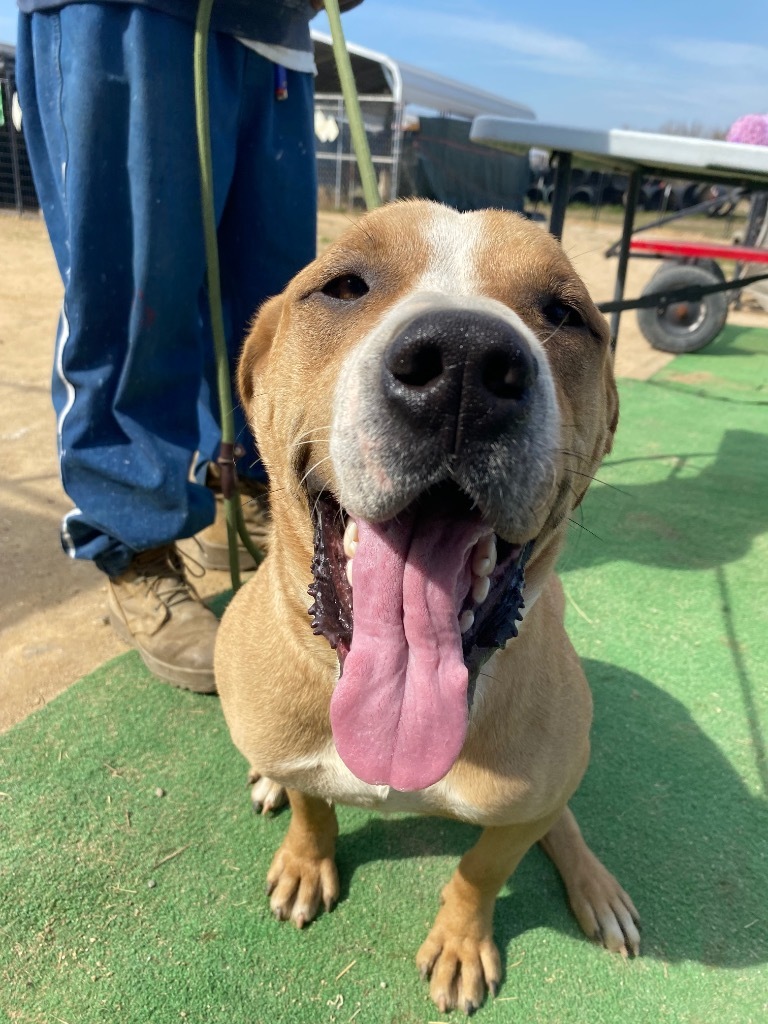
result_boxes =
[107,544,218,693]
[195,470,270,571]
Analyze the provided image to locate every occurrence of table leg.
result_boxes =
[549,151,572,241]
[610,167,642,352]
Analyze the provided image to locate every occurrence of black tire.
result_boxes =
[664,256,725,283]
[686,257,726,283]
[636,264,728,353]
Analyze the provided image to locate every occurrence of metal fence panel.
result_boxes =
[315,93,398,210]
[0,77,39,214]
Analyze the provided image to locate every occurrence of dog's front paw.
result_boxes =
[248,770,287,815]
[416,908,502,1015]
[566,852,640,957]
[266,844,339,929]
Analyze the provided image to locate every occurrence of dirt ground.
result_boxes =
[2,206,766,733]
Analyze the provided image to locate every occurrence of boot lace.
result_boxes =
[134,546,205,610]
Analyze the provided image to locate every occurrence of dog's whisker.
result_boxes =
[298,455,333,492]
[293,423,333,442]
[558,448,591,465]
[557,449,627,489]
[291,438,331,450]
[540,320,568,346]
[563,243,604,263]
[352,218,377,247]
[476,665,504,684]
[311,489,328,524]
[565,469,632,496]
[566,517,603,541]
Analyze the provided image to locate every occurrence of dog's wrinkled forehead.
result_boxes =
[291,200,603,334]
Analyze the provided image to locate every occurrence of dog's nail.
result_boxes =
[265,881,275,896]
[489,982,498,998]
[464,998,477,1015]
[343,519,359,557]
[459,610,475,634]
[345,559,354,587]
[471,576,490,604]
[471,534,496,577]
[295,913,306,930]
[261,800,273,815]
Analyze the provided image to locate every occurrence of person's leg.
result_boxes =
[198,50,317,482]
[16,6,245,689]
[194,49,317,569]
[17,5,243,576]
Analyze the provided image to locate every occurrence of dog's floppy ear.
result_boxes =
[238,294,285,408]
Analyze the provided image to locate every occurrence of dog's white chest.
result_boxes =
[272,742,485,821]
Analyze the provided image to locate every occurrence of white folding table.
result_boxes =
[469,118,768,346]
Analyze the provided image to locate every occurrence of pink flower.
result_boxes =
[726,114,768,146]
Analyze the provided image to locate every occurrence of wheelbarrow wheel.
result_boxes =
[636,264,728,353]
[690,257,725,283]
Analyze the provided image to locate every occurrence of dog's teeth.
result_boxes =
[459,610,475,634]
[472,576,490,604]
[343,518,359,558]
[346,558,354,587]
[471,534,497,577]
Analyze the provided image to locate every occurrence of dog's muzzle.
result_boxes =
[313,296,560,795]
[330,295,559,539]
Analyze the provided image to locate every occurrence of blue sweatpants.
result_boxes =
[16,5,317,576]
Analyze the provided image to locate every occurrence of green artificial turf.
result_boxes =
[2,327,767,1024]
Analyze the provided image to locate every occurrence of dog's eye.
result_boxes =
[321,274,369,302]
[542,299,586,330]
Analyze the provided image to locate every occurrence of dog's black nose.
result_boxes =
[382,309,538,450]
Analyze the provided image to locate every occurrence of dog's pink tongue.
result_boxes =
[329,514,486,791]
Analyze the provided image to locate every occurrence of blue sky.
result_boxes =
[2,0,768,133]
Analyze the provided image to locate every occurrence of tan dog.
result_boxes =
[215,200,638,1014]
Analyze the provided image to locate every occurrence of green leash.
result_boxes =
[323,0,381,211]
[193,0,260,591]
[193,0,380,591]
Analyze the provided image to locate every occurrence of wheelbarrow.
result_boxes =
[602,190,768,353]
[627,236,768,352]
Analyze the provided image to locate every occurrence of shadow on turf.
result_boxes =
[331,659,767,971]
[561,427,768,573]
[685,323,768,359]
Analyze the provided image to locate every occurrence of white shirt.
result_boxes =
[235,38,317,74]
